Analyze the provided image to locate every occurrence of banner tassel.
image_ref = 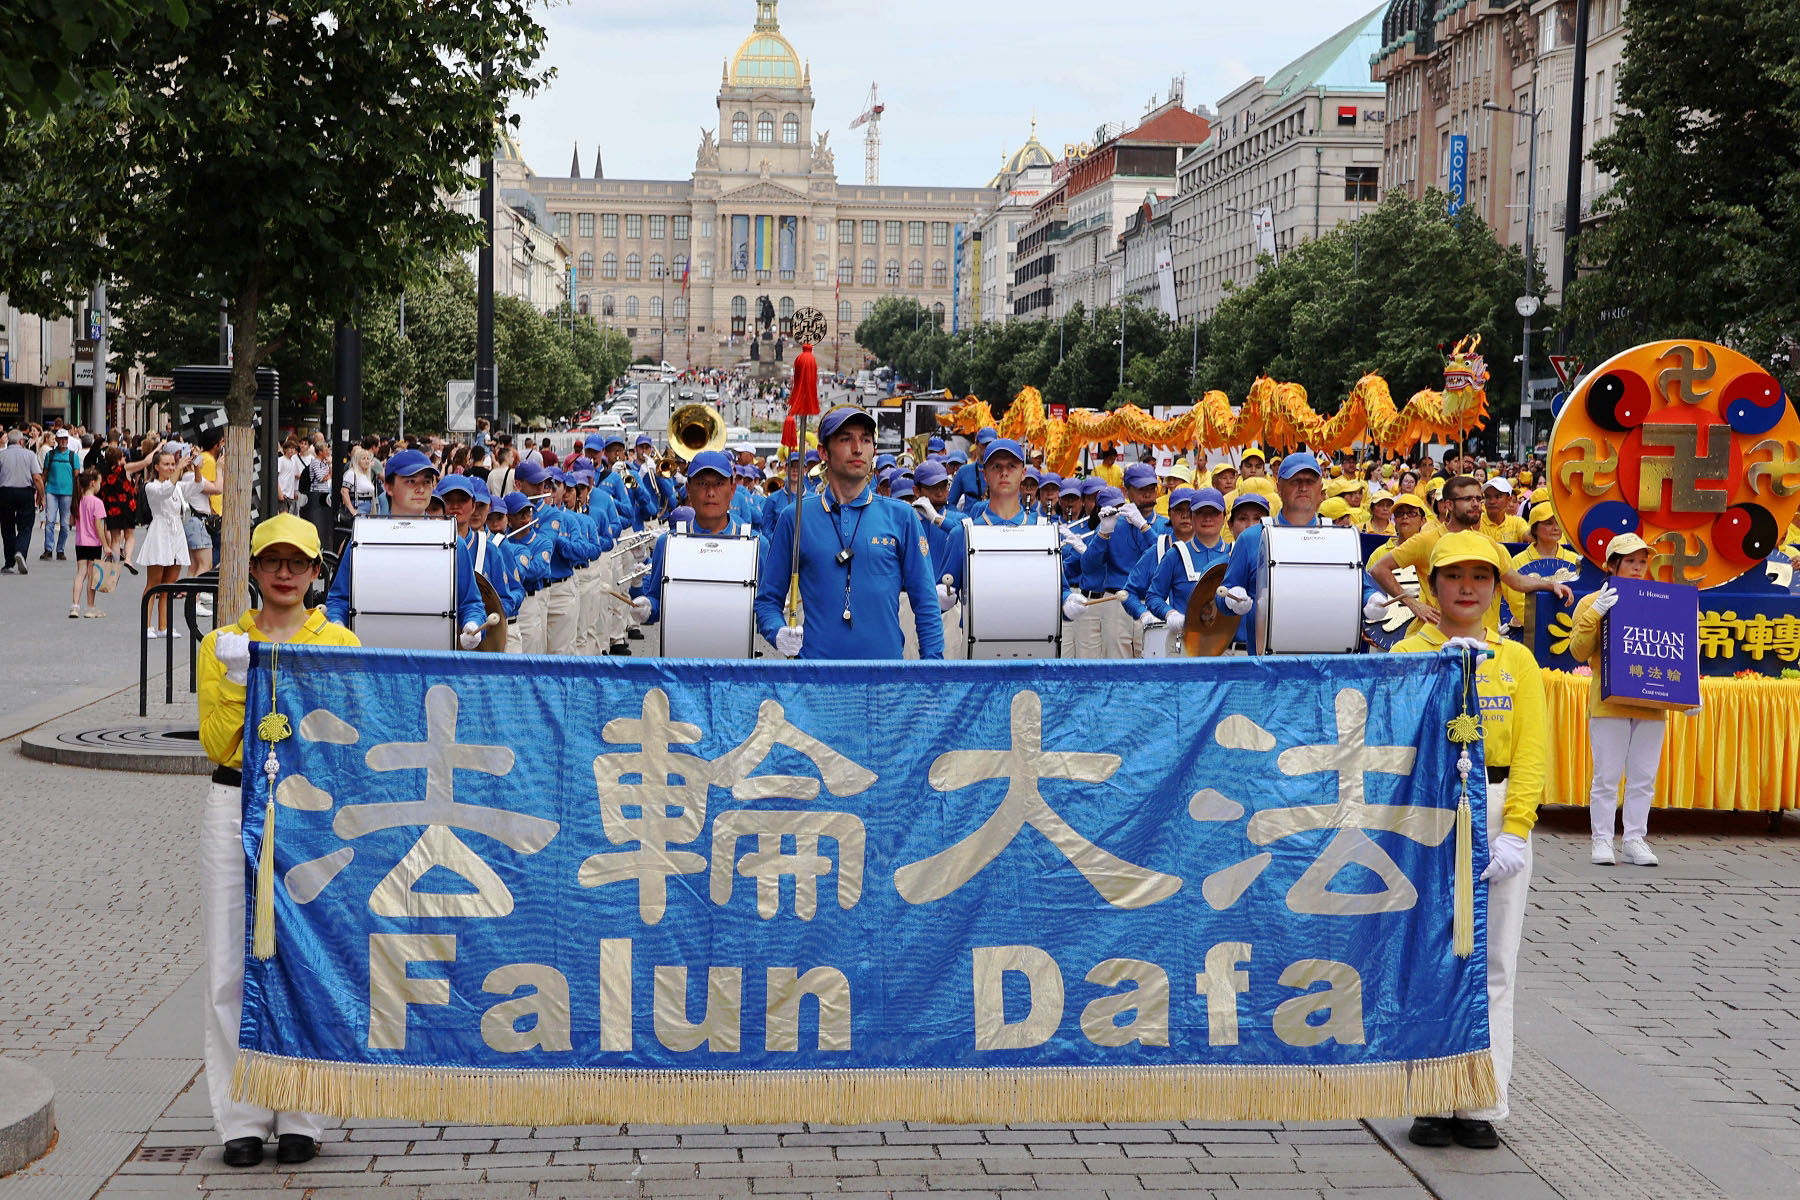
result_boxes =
[252,750,278,959]
[1452,789,1473,959]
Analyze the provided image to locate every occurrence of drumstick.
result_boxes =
[1081,595,1124,607]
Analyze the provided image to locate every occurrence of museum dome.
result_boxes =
[729,1,802,88]
[986,124,1056,188]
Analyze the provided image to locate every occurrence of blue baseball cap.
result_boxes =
[1122,462,1158,489]
[546,467,569,486]
[571,470,594,488]
[976,426,998,445]
[1167,487,1199,511]
[1079,476,1105,497]
[583,434,607,452]
[515,458,548,485]
[471,479,492,504]
[805,448,821,464]
[787,450,802,464]
[1231,490,1271,513]
[385,448,435,478]
[945,448,968,465]
[670,505,696,526]
[913,460,949,487]
[818,404,876,439]
[737,464,764,480]
[1097,486,1125,508]
[1038,472,1062,493]
[636,433,654,446]
[501,492,533,515]
[891,478,915,499]
[875,453,896,469]
[687,450,733,480]
[982,437,1025,464]
[603,433,626,450]
[927,435,945,451]
[433,473,475,498]
[1278,450,1323,480]
[1191,486,1227,512]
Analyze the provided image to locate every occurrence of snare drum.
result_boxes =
[347,517,457,650]
[964,523,1063,659]
[659,530,759,659]
[1254,521,1364,655]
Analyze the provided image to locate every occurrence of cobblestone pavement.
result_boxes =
[4,672,1800,1198]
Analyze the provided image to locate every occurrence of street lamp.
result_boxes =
[1484,96,1542,443]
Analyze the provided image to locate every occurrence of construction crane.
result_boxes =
[849,82,884,185]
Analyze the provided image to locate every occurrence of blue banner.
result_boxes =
[234,649,1494,1125]
[1448,134,1468,216]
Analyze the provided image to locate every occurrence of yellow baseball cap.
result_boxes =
[1237,476,1277,498]
[1528,502,1557,526]
[1431,530,1508,571]
[1606,532,1650,559]
[250,513,322,561]
[1319,497,1351,519]
[1240,445,1266,463]
[1530,487,1550,504]
[1392,494,1428,513]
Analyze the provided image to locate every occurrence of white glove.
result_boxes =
[775,624,805,658]
[215,631,251,686]
[1591,583,1619,616]
[1442,636,1490,654]
[1481,832,1529,882]
[911,498,942,525]
[1163,610,1185,635]
[1058,526,1088,554]
[629,596,653,625]
[1062,595,1087,622]
[1121,504,1149,531]
[1097,507,1120,536]
[1218,586,1253,616]
[459,613,498,650]
[936,579,958,610]
[1138,610,1161,629]
[1363,594,1392,623]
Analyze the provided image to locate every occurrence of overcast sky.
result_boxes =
[511,0,1386,187]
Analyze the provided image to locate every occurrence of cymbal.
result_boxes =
[1181,562,1236,657]
[474,572,509,653]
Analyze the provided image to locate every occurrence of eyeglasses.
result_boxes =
[252,555,317,576]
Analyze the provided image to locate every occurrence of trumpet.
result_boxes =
[668,402,726,461]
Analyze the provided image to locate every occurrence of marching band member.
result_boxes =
[1568,533,1671,867]
[630,450,744,633]
[1124,485,1193,625]
[938,437,1063,618]
[513,459,581,654]
[1140,486,1233,653]
[1225,488,1268,541]
[595,434,642,532]
[1393,531,1546,1152]
[907,460,957,579]
[323,449,491,648]
[756,404,943,660]
[564,472,604,655]
[1079,460,1170,658]
[500,492,549,654]
[1216,451,1325,645]
[199,514,358,1168]
[1021,467,1042,517]
[947,426,996,512]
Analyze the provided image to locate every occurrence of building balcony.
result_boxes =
[1548,187,1614,231]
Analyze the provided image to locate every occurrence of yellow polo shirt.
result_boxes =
[1385,524,1507,633]
[1480,512,1530,543]
[199,608,360,769]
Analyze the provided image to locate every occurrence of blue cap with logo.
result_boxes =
[385,448,436,478]
[433,473,475,498]
[982,437,1025,464]
[1278,450,1323,480]
[1122,462,1158,489]
[686,450,733,480]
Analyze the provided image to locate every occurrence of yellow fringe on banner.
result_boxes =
[1452,794,1474,959]
[234,1050,1496,1126]
[251,790,277,960]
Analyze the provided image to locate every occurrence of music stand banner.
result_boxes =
[234,647,1495,1125]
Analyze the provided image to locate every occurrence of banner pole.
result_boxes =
[787,412,808,626]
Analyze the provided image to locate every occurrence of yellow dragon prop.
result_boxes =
[940,337,1491,478]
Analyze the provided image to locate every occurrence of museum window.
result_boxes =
[861,301,874,321]
[816,221,829,241]
[649,295,663,318]
[861,258,876,285]
[554,212,572,238]
[625,326,637,338]
[625,253,641,279]
[932,302,945,329]
[885,220,902,245]
[908,221,925,246]
[700,219,713,240]
[673,215,690,240]
[601,295,615,317]
[731,294,747,335]
[577,251,593,279]
[932,260,947,288]
[732,113,749,142]
[626,214,642,239]
[601,213,618,238]
[573,212,590,239]
[838,257,853,284]
[673,254,688,279]
[624,296,639,317]
[577,294,589,315]
[650,214,666,240]
[885,258,900,286]
[700,255,714,280]
[601,252,618,279]
[908,259,923,287]
[932,221,950,246]
[757,112,774,142]
[815,258,829,282]
[862,220,878,245]
[650,254,665,279]
[779,296,795,335]
[782,115,799,144]
[673,296,687,318]
[839,219,855,244]
[838,300,852,326]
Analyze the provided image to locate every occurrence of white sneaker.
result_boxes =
[1621,838,1659,867]
[145,627,162,639]
[169,627,184,640]
[1591,840,1616,865]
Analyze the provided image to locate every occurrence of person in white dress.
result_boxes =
[138,448,219,637]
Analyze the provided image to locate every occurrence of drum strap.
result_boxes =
[472,532,488,576]
[1156,533,1170,562]
[1173,540,1204,584]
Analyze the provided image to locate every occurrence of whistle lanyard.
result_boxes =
[826,494,866,624]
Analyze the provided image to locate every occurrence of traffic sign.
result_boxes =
[1547,355,1583,390]
[446,379,476,432]
[146,376,174,392]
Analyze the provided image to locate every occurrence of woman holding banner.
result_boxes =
[1393,531,1547,1152]
[1566,533,1667,868]
[197,514,360,1168]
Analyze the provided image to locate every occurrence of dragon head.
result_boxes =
[1442,335,1488,422]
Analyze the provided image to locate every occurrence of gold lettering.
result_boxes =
[1196,941,1252,1046]
[1079,958,1169,1048]
[479,963,571,1053]
[765,966,853,1052]
[1271,959,1366,1048]
[367,933,455,1050]
[971,944,1064,1051]
[599,937,633,1052]
[653,965,743,1052]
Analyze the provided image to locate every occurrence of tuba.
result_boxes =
[668,403,726,461]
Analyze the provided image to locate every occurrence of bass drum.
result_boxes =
[659,531,759,659]
[348,517,457,651]
[1254,522,1364,655]
[964,523,1063,660]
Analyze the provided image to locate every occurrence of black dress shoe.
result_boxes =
[275,1134,318,1164]
[1451,1118,1500,1149]
[1407,1117,1455,1147]
[627,627,644,640]
[221,1136,264,1167]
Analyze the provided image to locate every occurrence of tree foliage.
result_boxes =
[1564,0,1800,389]
[0,0,189,123]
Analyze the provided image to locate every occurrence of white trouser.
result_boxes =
[203,781,323,1143]
[573,564,599,655]
[1074,595,1111,659]
[900,592,919,659]
[517,591,546,655]
[1588,716,1665,843]
[1459,777,1530,1122]
[1093,590,1136,659]
[602,550,629,646]
[502,618,523,654]
[543,578,579,654]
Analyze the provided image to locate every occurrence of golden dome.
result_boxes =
[729,1,802,88]
[986,123,1054,188]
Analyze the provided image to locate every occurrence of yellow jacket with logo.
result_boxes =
[1567,589,1671,722]
[1392,627,1546,837]
[199,608,360,768]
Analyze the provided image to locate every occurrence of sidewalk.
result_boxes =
[3,674,1798,1199]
